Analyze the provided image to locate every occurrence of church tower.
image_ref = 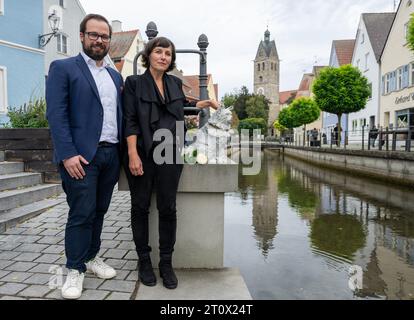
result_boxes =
[254,29,280,135]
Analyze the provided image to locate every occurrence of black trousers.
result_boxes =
[123,148,183,258]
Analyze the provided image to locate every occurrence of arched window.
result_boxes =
[258,64,260,71]
[262,62,265,71]
[271,63,274,70]
[259,76,263,82]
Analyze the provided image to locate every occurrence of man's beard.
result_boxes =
[83,42,109,61]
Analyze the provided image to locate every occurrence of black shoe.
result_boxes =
[159,260,178,289]
[138,256,156,287]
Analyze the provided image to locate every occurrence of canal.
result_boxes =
[224,149,414,300]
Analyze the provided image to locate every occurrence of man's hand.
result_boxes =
[196,99,220,110]
[129,151,144,176]
[63,156,89,180]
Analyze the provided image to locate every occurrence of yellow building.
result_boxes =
[380,0,414,132]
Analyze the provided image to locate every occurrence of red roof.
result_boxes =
[279,90,297,105]
[114,60,125,73]
[109,30,138,59]
[182,74,214,100]
[333,39,355,66]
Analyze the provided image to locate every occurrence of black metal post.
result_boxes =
[392,130,397,151]
[362,126,365,151]
[379,127,383,151]
[197,34,209,128]
[407,127,412,152]
[385,127,389,151]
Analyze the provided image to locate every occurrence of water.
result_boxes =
[224,149,414,300]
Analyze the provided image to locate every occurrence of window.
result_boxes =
[411,63,414,86]
[257,64,260,72]
[382,76,385,95]
[396,110,409,128]
[59,0,65,8]
[57,34,68,54]
[405,22,409,42]
[0,66,7,114]
[365,53,369,71]
[368,83,372,99]
[352,120,357,132]
[361,33,365,44]
[0,0,4,15]
[386,73,390,94]
[398,68,403,90]
[271,63,273,70]
[259,76,263,82]
[356,59,360,69]
[262,62,265,71]
[403,65,409,88]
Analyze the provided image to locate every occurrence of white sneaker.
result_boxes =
[61,269,85,300]
[86,257,117,279]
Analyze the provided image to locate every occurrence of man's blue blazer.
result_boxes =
[46,54,124,164]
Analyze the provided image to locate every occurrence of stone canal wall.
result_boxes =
[282,146,414,187]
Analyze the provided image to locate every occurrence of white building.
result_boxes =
[348,13,395,145]
[43,0,85,75]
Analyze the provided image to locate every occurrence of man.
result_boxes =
[46,14,123,300]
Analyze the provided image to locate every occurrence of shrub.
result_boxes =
[8,98,49,128]
[238,118,267,136]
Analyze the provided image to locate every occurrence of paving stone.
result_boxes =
[103,249,128,259]
[98,280,136,293]
[124,251,138,260]
[17,222,44,229]
[0,235,23,243]
[0,251,20,260]
[29,263,65,274]
[45,289,63,300]
[33,254,61,264]
[100,240,121,249]
[39,229,61,236]
[5,262,37,272]
[0,241,21,251]
[114,270,130,281]
[0,260,14,270]
[0,283,28,295]
[100,233,117,240]
[103,220,116,227]
[79,289,110,300]
[125,271,138,281]
[83,278,105,290]
[114,221,130,228]
[102,226,121,233]
[105,292,131,300]
[2,227,26,235]
[13,252,42,262]
[42,245,65,254]
[117,241,135,250]
[17,285,52,298]
[118,228,132,234]
[21,228,45,236]
[36,236,62,245]
[1,272,32,283]
[0,270,11,279]
[122,260,138,271]
[114,234,132,241]
[23,273,52,285]
[103,259,126,270]
[15,243,49,253]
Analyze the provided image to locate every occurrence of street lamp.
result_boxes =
[39,11,60,48]
[133,21,210,127]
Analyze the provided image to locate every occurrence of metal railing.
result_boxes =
[278,126,414,152]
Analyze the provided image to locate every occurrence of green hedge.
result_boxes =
[238,118,267,136]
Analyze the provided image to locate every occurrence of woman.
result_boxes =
[123,37,219,289]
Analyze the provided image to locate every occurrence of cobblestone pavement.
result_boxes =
[0,188,141,300]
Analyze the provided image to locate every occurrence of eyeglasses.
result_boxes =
[84,32,111,43]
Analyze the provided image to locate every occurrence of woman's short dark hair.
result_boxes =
[141,37,176,72]
[80,14,112,37]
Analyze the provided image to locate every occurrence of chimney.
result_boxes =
[112,20,122,33]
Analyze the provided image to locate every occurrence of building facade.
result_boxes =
[349,13,395,145]
[0,0,45,124]
[322,40,355,144]
[380,0,414,135]
[43,0,86,76]
[254,29,280,135]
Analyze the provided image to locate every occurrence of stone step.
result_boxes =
[0,162,24,175]
[0,172,43,192]
[0,151,4,162]
[0,197,66,233]
[0,184,63,213]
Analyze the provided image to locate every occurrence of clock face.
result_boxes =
[257,88,265,95]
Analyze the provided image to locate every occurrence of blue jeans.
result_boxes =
[59,145,120,273]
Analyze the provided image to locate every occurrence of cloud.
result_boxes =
[79,0,395,98]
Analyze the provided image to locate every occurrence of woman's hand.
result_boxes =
[129,151,144,176]
[196,99,220,110]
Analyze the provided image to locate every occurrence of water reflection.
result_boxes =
[225,150,414,300]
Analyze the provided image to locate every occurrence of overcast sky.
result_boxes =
[80,0,397,99]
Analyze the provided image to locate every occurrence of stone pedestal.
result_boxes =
[118,163,238,268]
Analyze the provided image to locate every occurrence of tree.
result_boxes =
[273,120,287,135]
[238,118,267,137]
[245,95,270,124]
[221,93,237,108]
[313,65,370,145]
[408,13,414,52]
[278,107,301,129]
[289,97,320,145]
[233,86,250,120]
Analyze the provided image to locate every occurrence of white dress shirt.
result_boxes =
[81,51,119,144]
